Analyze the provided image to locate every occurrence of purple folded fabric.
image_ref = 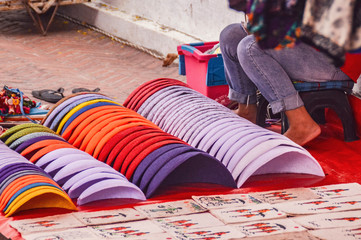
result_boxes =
[50,95,113,131]
[14,135,66,154]
[210,127,273,162]
[180,112,237,143]
[0,164,48,188]
[172,109,228,137]
[131,143,185,185]
[0,163,37,176]
[0,163,49,196]
[9,132,63,150]
[222,133,286,169]
[145,151,236,198]
[151,95,200,128]
[0,157,28,164]
[77,179,146,205]
[160,98,212,134]
[43,93,110,127]
[62,167,125,191]
[0,151,27,159]
[230,138,304,177]
[0,164,32,179]
[185,113,247,146]
[164,100,234,136]
[44,153,95,177]
[67,172,126,198]
[0,170,49,195]
[0,146,26,158]
[148,94,195,126]
[147,94,193,128]
[193,120,251,150]
[237,145,323,187]
[36,148,90,169]
[138,86,186,118]
[53,159,108,185]
[139,145,196,191]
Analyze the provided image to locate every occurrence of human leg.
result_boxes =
[219,24,258,122]
[237,36,339,145]
[238,35,305,114]
[264,42,349,145]
[238,35,351,112]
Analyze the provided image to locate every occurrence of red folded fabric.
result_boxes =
[97,125,156,163]
[124,78,189,110]
[62,105,125,141]
[20,139,70,159]
[123,78,174,107]
[28,143,76,163]
[106,129,166,167]
[124,137,186,179]
[85,118,159,156]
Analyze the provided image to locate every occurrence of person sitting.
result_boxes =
[219,1,354,146]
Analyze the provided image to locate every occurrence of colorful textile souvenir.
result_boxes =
[0,86,36,119]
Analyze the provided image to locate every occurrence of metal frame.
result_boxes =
[0,0,90,35]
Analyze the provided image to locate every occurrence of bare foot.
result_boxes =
[283,106,321,146]
[284,122,321,146]
[233,103,257,123]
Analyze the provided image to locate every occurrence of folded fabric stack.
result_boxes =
[0,123,146,207]
[123,78,325,188]
[0,141,76,217]
[40,91,236,198]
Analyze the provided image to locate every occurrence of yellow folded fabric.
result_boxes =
[56,99,120,134]
[4,186,76,217]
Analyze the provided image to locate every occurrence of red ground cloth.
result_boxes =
[2,96,361,240]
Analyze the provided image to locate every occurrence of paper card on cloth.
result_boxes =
[115,232,176,240]
[169,225,245,240]
[72,208,146,226]
[249,188,320,204]
[309,226,361,240]
[22,227,99,240]
[274,195,361,216]
[210,203,287,224]
[192,194,262,210]
[293,210,361,229]
[308,183,361,199]
[134,199,207,218]
[152,213,224,232]
[9,213,85,235]
[232,231,318,240]
[90,219,164,239]
[231,218,306,238]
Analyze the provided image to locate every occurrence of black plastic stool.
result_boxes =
[256,89,359,142]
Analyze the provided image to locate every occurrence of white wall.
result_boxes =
[101,0,245,41]
[59,0,246,57]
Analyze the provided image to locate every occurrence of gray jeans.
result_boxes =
[219,24,351,114]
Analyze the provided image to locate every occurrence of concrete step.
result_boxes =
[59,0,203,59]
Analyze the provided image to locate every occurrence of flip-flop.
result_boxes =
[31,88,64,103]
[72,87,100,93]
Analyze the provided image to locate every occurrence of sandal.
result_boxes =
[31,88,64,103]
[72,87,100,94]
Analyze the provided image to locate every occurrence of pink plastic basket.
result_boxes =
[177,41,229,100]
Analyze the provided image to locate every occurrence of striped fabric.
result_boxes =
[293,80,354,93]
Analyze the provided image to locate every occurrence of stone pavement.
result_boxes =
[0,9,185,108]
